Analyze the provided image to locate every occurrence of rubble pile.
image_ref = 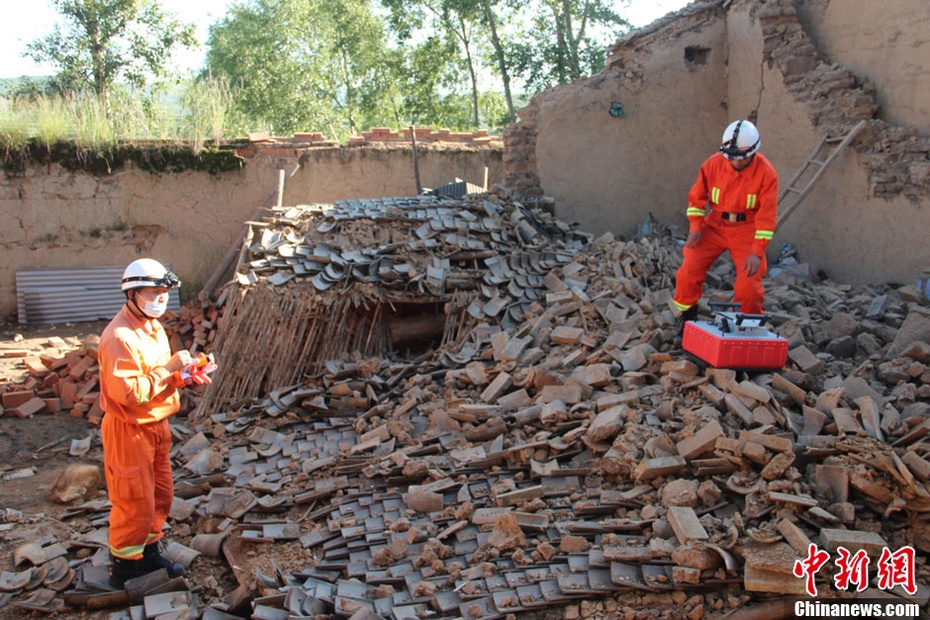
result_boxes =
[2,195,930,619]
[0,305,222,424]
[199,195,593,415]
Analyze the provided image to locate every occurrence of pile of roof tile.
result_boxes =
[5,195,930,619]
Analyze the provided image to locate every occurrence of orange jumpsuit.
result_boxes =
[98,304,181,561]
[673,152,778,315]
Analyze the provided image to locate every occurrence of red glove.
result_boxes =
[187,365,213,385]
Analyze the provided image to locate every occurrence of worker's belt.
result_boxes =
[720,212,747,222]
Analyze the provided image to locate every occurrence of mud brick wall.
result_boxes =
[0,140,503,318]
[504,0,930,286]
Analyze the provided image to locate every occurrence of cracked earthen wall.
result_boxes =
[0,144,502,317]
[504,0,930,285]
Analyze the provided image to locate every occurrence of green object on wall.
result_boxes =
[609,102,626,117]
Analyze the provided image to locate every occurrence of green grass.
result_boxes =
[0,78,238,155]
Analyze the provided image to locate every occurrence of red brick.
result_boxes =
[12,397,48,418]
[2,390,34,409]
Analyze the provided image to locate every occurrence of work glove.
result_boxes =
[188,365,213,385]
[181,353,217,386]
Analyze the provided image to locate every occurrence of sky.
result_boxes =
[0,0,693,80]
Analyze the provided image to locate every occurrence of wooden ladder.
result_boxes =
[776,119,867,228]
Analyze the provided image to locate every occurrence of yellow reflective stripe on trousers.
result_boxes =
[746,194,757,209]
[711,187,720,204]
[755,230,774,240]
[687,207,706,217]
[111,542,146,559]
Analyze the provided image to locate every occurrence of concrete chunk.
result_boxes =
[776,519,813,554]
[481,372,513,403]
[667,506,709,544]
[634,456,686,482]
[550,326,584,345]
[820,528,887,556]
[788,345,823,374]
[738,430,793,454]
[744,564,808,595]
[586,405,628,443]
[405,485,443,513]
[676,421,725,460]
[570,363,612,387]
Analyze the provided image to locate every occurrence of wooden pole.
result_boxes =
[276,168,285,209]
[200,167,292,300]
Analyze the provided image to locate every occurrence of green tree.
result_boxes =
[206,0,398,139]
[478,0,516,123]
[382,0,489,128]
[392,34,463,127]
[25,0,196,112]
[509,0,627,92]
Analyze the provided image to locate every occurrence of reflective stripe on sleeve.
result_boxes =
[687,207,706,218]
[755,230,774,240]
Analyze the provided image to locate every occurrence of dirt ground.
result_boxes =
[0,316,257,619]
[0,318,110,619]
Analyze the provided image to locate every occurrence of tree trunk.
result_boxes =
[89,24,110,115]
[457,16,480,128]
[561,0,582,78]
[482,1,515,123]
[551,1,568,84]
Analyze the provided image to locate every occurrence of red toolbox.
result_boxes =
[682,308,788,370]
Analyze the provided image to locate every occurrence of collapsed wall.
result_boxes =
[504,0,930,286]
[0,139,502,319]
[147,195,930,617]
[196,194,589,416]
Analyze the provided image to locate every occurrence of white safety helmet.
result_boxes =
[121,258,181,292]
[720,119,761,160]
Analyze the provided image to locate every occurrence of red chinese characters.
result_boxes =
[877,546,917,595]
[794,544,917,597]
[793,543,831,597]
[834,547,870,592]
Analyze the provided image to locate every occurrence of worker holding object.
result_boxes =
[671,119,779,328]
[98,258,214,588]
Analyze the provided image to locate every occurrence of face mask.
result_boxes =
[141,299,168,318]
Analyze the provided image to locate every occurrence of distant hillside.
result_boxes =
[0,76,53,95]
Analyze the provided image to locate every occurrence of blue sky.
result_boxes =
[0,0,692,80]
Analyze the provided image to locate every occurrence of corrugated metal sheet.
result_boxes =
[16,265,181,324]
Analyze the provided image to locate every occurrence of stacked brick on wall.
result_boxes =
[502,101,544,201]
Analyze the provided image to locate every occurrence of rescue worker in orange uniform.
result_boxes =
[98,258,211,588]
[672,119,778,326]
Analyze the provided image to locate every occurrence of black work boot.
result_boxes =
[108,555,150,589]
[142,542,185,578]
[674,306,699,346]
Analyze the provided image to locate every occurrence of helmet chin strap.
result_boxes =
[127,291,149,318]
